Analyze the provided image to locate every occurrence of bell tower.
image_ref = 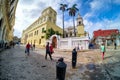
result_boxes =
[77,13,83,26]
[76,13,85,37]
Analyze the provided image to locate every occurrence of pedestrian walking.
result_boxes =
[100,43,106,60]
[33,44,35,50]
[25,42,31,56]
[45,42,53,60]
[72,48,77,68]
[114,42,117,50]
[76,44,80,51]
[30,44,33,51]
[12,42,15,48]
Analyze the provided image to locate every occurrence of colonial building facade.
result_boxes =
[65,13,86,37]
[21,7,62,47]
[0,0,18,43]
[93,29,120,46]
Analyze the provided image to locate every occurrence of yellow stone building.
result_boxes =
[21,7,62,47]
[0,0,18,43]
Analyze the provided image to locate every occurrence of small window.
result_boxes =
[49,17,51,21]
[0,18,3,27]
[31,33,33,36]
[53,20,55,23]
[34,31,36,35]
[49,10,52,14]
[54,14,56,17]
[42,28,45,33]
[34,40,36,44]
[39,39,41,44]
[41,36,44,38]
[37,30,38,35]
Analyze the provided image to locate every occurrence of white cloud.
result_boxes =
[83,19,103,38]
[89,0,111,12]
[90,0,102,10]
[83,14,120,38]
[83,19,93,30]
[83,13,93,20]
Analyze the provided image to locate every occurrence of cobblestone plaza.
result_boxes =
[0,45,120,80]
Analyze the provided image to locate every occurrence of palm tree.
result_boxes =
[67,4,79,37]
[60,4,67,38]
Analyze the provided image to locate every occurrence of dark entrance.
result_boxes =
[52,36,57,48]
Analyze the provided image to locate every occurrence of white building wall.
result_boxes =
[48,35,90,50]
[57,37,89,50]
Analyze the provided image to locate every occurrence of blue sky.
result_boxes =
[14,0,120,38]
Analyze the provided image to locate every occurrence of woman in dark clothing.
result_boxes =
[114,42,117,49]
[72,48,77,68]
[45,42,53,60]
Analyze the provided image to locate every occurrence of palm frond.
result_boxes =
[73,4,77,7]
[60,4,68,12]
[60,4,63,6]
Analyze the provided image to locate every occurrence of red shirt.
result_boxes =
[50,45,54,53]
[26,43,30,49]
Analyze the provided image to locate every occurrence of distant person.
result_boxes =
[18,42,20,46]
[77,44,80,51]
[33,44,35,50]
[100,43,106,60]
[89,43,93,49]
[72,48,77,68]
[12,42,15,48]
[5,42,7,48]
[25,42,31,56]
[30,44,33,51]
[45,42,53,60]
[114,42,117,50]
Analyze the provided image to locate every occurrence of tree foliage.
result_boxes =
[60,4,68,38]
[67,4,79,17]
[46,28,61,39]
[67,4,79,37]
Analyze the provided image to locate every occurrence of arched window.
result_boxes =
[79,21,81,25]
[0,18,3,28]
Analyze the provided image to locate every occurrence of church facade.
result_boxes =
[65,13,86,37]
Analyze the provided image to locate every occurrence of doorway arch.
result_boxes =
[50,35,58,48]
[52,36,57,48]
